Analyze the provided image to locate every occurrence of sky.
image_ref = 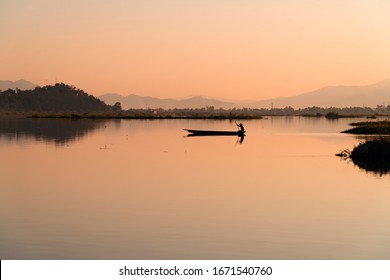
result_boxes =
[1,0,390,100]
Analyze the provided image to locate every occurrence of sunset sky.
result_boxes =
[1,0,389,100]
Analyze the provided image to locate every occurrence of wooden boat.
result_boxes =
[184,129,245,136]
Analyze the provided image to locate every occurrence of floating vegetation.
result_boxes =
[325,112,341,119]
[351,138,390,159]
[351,139,390,174]
[324,112,363,119]
[342,120,390,135]
[349,120,390,127]
[337,138,390,174]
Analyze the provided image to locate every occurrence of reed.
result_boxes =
[342,120,390,134]
[349,138,390,173]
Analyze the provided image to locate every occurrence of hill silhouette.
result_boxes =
[99,93,237,109]
[0,83,112,113]
[100,79,390,109]
[251,79,390,108]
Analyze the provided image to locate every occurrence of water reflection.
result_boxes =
[351,157,390,176]
[2,117,390,259]
[0,117,106,145]
[186,134,245,143]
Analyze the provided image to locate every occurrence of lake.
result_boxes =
[1,116,390,259]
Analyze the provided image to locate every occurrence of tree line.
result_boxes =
[121,105,386,118]
[0,83,113,113]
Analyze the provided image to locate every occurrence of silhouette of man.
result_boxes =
[237,123,245,133]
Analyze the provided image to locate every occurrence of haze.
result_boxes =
[1,0,389,100]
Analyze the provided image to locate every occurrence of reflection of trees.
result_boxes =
[351,157,390,176]
[0,117,106,145]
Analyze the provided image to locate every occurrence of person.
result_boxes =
[237,123,245,133]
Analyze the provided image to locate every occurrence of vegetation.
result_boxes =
[336,137,390,174]
[342,120,390,134]
[0,83,112,113]
[26,106,385,119]
[351,138,390,159]
[298,106,376,117]
[325,112,341,119]
[324,111,362,119]
[338,119,390,173]
[123,107,265,119]
[349,138,390,174]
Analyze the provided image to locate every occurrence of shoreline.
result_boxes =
[1,111,390,120]
[1,112,388,120]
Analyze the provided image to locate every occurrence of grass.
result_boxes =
[337,137,390,174]
[342,120,390,135]
[349,138,390,174]
[351,138,390,159]
[339,120,390,173]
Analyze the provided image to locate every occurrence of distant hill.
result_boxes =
[0,83,112,113]
[100,79,390,110]
[250,79,390,109]
[99,93,238,109]
[0,79,38,91]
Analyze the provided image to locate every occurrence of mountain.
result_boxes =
[99,93,238,109]
[0,79,39,91]
[250,79,390,109]
[100,79,390,110]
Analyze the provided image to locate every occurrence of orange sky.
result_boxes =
[1,0,389,99]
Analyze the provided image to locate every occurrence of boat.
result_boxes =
[184,129,245,136]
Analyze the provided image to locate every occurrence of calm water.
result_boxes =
[1,116,390,259]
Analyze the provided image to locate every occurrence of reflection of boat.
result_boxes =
[184,129,245,136]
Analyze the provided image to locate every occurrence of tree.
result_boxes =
[113,102,122,113]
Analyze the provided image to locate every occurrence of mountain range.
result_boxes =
[3,78,390,109]
[99,79,390,109]
[251,79,390,108]
[99,93,237,109]
[0,79,38,91]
